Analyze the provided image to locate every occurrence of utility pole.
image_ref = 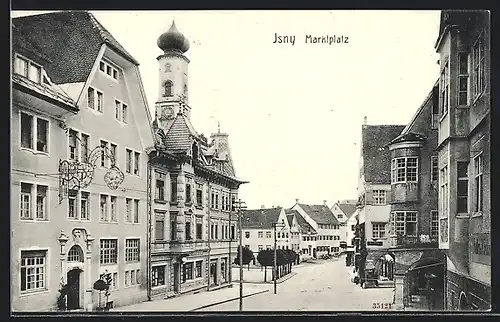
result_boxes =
[233,199,247,311]
[272,222,284,295]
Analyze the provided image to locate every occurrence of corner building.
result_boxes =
[11,11,154,311]
[147,22,247,299]
[434,10,491,311]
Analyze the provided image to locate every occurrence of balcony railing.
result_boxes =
[389,234,438,249]
[151,240,209,253]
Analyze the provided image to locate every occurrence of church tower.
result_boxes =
[155,21,191,130]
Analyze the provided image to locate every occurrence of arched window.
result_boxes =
[165,63,171,72]
[67,245,84,262]
[164,80,173,97]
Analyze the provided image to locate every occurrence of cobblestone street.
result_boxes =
[198,258,395,311]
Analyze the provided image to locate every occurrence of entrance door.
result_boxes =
[313,248,317,258]
[67,269,80,310]
[210,262,217,285]
[173,263,180,293]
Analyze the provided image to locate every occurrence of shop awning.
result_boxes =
[407,261,444,272]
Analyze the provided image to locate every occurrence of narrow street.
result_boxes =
[197,258,395,311]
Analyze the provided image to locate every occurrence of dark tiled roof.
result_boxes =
[390,132,426,145]
[12,11,138,85]
[286,214,294,226]
[163,113,199,153]
[297,204,339,225]
[337,203,357,218]
[241,207,282,230]
[361,125,405,184]
[12,23,52,64]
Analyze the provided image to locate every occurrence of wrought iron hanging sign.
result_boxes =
[58,124,125,203]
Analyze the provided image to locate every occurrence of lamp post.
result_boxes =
[272,222,285,295]
[233,199,247,311]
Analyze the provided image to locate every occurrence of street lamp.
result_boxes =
[233,199,247,311]
[271,222,285,295]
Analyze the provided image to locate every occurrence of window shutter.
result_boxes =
[365,190,373,205]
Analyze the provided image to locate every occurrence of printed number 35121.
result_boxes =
[373,303,393,309]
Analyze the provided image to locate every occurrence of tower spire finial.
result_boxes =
[218,122,221,133]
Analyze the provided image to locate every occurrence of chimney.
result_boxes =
[323,200,328,206]
[364,116,367,125]
[295,198,299,204]
[261,205,265,209]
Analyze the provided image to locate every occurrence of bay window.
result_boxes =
[457,162,469,214]
[474,154,483,213]
[391,211,417,236]
[439,165,449,243]
[391,157,418,183]
[472,34,485,99]
[458,53,469,105]
[439,61,449,116]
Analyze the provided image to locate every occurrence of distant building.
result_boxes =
[331,200,357,250]
[388,82,446,310]
[286,212,302,255]
[291,200,340,257]
[240,207,291,257]
[11,11,154,311]
[287,209,318,260]
[434,10,491,311]
[355,122,404,280]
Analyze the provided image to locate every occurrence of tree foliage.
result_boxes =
[257,249,297,266]
[257,249,274,266]
[234,246,254,265]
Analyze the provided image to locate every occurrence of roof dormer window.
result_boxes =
[99,60,119,81]
[14,55,42,84]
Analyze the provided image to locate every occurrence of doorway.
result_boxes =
[313,248,317,258]
[67,269,81,310]
[210,261,217,285]
[173,263,180,293]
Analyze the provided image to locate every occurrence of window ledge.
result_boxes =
[19,289,49,297]
[125,222,141,225]
[456,214,470,219]
[472,212,483,218]
[68,219,90,222]
[20,219,49,223]
[100,221,119,224]
[19,147,50,156]
[154,199,167,204]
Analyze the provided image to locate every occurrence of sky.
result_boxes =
[12,10,441,209]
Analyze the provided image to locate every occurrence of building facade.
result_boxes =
[286,212,302,255]
[354,122,404,281]
[12,11,154,311]
[388,82,446,310]
[292,201,340,256]
[240,207,291,256]
[288,209,318,260]
[434,10,491,311]
[147,22,246,299]
[331,200,357,250]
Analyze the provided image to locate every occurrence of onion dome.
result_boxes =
[157,21,190,53]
